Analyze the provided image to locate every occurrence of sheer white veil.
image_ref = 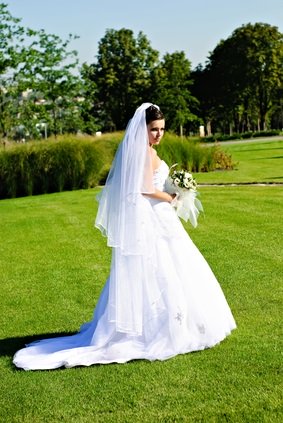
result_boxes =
[95,102,156,255]
[95,103,166,335]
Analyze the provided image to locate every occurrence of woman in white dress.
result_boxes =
[13,103,236,370]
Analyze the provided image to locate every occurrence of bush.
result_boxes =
[212,146,234,170]
[252,129,281,137]
[157,134,234,172]
[217,133,242,141]
[202,135,216,143]
[0,132,234,199]
[202,129,281,143]
[241,131,253,139]
[0,137,118,199]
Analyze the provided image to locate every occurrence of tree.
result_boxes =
[78,62,100,134]
[14,30,81,136]
[191,65,215,136]
[270,87,283,130]
[0,3,82,138]
[0,3,26,74]
[91,28,159,130]
[151,52,199,135]
[205,23,283,132]
[0,2,26,136]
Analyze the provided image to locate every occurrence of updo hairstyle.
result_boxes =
[145,105,164,124]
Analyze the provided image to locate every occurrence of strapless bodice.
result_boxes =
[153,160,169,191]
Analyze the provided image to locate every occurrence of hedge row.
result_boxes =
[0,133,233,199]
[203,129,281,143]
[0,137,118,199]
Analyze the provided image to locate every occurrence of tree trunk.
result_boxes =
[52,103,58,138]
[206,120,212,136]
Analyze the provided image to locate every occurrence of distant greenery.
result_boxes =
[1,3,282,139]
[192,23,283,134]
[203,129,282,142]
[0,186,282,422]
[0,133,234,199]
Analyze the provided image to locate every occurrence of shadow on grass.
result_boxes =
[230,146,283,153]
[266,176,283,179]
[0,332,76,357]
[249,156,283,160]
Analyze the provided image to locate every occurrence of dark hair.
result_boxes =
[145,105,164,124]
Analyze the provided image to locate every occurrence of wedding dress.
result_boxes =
[13,160,236,370]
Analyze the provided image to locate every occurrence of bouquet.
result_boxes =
[165,165,203,227]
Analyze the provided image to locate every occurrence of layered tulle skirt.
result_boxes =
[13,197,236,370]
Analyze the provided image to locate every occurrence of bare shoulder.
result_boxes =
[150,147,157,158]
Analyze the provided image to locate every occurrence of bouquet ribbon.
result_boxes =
[165,178,203,227]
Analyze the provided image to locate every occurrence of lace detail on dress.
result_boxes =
[175,312,184,325]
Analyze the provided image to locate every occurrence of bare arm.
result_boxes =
[144,189,175,203]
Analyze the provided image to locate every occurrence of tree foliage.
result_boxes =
[0,3,26,136]
[0,3,82,138]
[15,30,81,136]
[1,2,283,139]
[90,28,159,130]
[151,51,199,134]
[0,3,26,74]
[78,63,100,134]
[200,23,283,132]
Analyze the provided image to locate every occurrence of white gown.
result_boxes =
[13,161,236,370]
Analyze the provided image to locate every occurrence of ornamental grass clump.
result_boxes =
[158,134,234,173]
[0,139,105,199]
[0,132,234,199]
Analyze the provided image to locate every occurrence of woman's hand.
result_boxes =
[169,193,177,203]
[170,193,179,206]
[143,190,176,203]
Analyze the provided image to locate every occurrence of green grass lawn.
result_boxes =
[0,140,282,422]
[196,139,283,184]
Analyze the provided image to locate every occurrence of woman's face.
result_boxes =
[147,119,165,146]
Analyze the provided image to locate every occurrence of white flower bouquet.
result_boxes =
[165,165,203,227]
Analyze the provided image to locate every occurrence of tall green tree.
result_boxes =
[14,30,81,136]
[270,87,283,129]
[92,28,159,130]
[0,3,26,74]
[78,62,100,134]
[0,2,26,136]
[0,3,82,138]
[191,65,215,135]
[205,23,283,132]
[152,51,198,135]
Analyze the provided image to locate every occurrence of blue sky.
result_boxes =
[5,0,283,69]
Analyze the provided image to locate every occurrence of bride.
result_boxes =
[13,103,236,370]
